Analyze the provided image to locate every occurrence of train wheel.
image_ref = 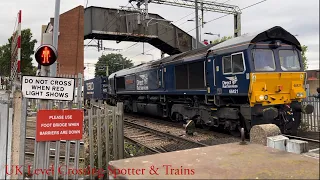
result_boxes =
[170,112,177,121]
[170,112,183,122]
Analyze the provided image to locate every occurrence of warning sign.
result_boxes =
[36,110,83,141]
[21,76,75,101]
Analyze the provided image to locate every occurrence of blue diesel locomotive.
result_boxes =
[106,26,314,135]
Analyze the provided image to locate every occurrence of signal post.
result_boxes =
[21,41,83,179]
[12,2,84,179]
[35,41,57,179]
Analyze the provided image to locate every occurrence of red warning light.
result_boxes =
[35,44,57,66]
[41,47,51,64]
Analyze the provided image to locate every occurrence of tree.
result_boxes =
[0,28,37,76]
[94,53,134,77]
[210,35,233,44]
[0,44,11,76]
[301,45,308,71]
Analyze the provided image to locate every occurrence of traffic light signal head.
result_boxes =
[35,44,57,66]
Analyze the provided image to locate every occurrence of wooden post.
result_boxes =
[117,102,124,159]
[10,91,25,179]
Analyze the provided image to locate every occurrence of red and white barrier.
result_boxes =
[17,10,21,73]
[11,10,21,80]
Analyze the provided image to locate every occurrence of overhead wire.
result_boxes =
[121,12,194,53]
[128,0,267,59]
[87,0,214,54]
[84,0,222,74]
[120,11,197,54]
[121,0,232,55]
[85,0,89,8]
[85,0,234,74]
[85,0,231,55]
[120,0,221,54]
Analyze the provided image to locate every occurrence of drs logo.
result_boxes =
[35,44,58,66]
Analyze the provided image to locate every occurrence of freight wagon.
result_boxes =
[83,76,108,105]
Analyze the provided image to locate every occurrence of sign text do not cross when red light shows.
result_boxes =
[34,44,57,66]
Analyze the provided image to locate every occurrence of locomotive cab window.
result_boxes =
[252,49,275,71]
[279,49,301,71]
[222,52,245,74]
[223,56,232,73]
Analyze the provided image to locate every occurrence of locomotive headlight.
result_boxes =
[273,40,282,48]
[296,92,304,97]
[264,95,268,100]
[259,95,264,101]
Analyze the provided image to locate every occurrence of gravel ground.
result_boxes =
[124,139,158,158]
[124,114,242,146]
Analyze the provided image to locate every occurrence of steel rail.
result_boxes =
[124,136,162,154]
[124,120,208,147]
[283,134,320,143]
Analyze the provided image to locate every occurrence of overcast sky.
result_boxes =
[1,0,319,79]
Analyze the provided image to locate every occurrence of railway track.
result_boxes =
[283,135,319,143]
[124,114,242,145]
[124,113,238,137]
[124,120,208,153]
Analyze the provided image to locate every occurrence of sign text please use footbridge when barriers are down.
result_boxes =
[36,110,84,142]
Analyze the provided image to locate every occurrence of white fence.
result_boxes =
[302,97,320,132]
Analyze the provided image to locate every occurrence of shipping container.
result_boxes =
[84,76,108,101]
